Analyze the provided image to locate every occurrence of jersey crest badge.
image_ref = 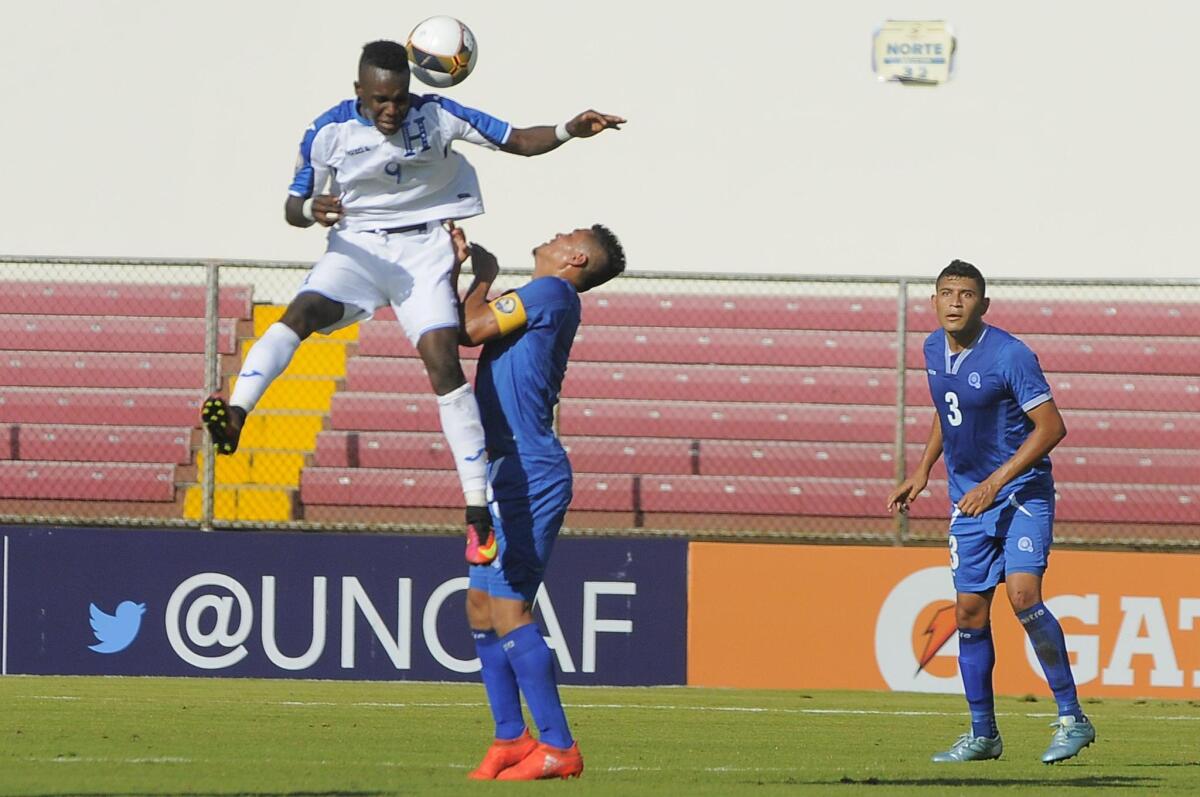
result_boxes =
[968,371,982,389]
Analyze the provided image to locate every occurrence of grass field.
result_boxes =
[1,677,1198,796]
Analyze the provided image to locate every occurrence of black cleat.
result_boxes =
[201,395,246,455]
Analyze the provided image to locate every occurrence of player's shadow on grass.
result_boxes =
[815,775,1161,789]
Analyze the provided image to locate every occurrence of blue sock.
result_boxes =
[501,623,573,749]
[473,629,525,740]
[1017,603,1084,721]
[958,626,998,738]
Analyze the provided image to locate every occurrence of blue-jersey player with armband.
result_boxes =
[888,260,1096,764]
[446,221,625,781]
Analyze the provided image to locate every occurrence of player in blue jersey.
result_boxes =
[445,222,624,781]
[201,40,623,561]
[887,260,1096,764]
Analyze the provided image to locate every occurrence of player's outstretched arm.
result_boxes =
[284,194,344,229]
[887,415,944,514]
[956,400,1066,516]
[500,110,625,156]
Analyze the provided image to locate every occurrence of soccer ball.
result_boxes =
[406,16,478,88]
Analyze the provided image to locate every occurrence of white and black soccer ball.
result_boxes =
[406,16,478,88]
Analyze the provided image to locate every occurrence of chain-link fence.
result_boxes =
[1,256,1196,547]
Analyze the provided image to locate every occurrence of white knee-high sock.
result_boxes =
[229,322,302,412]
[436,382,488,502]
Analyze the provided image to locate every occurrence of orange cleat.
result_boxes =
[467,729,538,780]
[464,505,498,565]
[495,741,583,781]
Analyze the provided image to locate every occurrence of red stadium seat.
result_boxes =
[0,387,201,427]
[329,392,441,432]
[700,441,900,479]
[561,363,902,405]
[909,299,1200,337]
[0,282,253,319]
[345,357,479,394]
[313,430,455,469]
[300,467,633,511]
[904,333,1200,376]
[904,405,1200,450]
[578,293,900,331]
[909,479,1200,525]
[0,424,193,464]
[358,323,899,367]
[0,316,239,354]
[559,399,908,443]
[0,351,208,389]
[0,461,176,501]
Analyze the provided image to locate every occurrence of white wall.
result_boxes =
[1,0,1196,279]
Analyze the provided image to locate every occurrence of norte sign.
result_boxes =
[0,527,686,685]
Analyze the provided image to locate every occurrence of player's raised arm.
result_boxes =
[956,400,1067,517]
[455,242,524,347]
[500,110,625,156]
[887,414,944,514]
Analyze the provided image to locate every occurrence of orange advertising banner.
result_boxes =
[689,543,1200,699]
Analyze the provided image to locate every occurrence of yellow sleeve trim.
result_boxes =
[488,291,527,336]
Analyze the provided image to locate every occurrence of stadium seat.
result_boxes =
[329,392,442,432]
[0,461,176,501]
[0,387,201,427]
[0,424,192,464]
[895,445,1198,486]
[903,333,1200,376]
[0,282,253,319]
[1044,373,1200,412]
[345,357,478,394]
[358,323,900,368]
[911,479,1200,525]
[699,441,901,479]
[0,351,208,389]
[559,400,906,443]
[561,363,904,405]
[909,298,1200,337]
[578,294,900,331]
[300,467,634,512]
[313,430,455,470]
[0,316,240,354]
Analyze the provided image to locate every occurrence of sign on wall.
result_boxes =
[0,527,686,685]
[873,20,956,84]
[690,543,1200,699]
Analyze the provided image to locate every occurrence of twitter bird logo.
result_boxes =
[88,601,146,654]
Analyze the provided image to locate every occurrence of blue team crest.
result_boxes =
[968,371,982,389]
[494,296,517,314]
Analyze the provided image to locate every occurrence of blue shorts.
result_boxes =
[948,489,1055,593]
[468,455,572,603]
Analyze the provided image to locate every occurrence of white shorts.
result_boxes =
[298,224,457,346]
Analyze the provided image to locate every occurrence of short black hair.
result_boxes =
[580,224,626,291]
[360,40,410,74]
[937,259,986,296]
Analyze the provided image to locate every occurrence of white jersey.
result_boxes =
[288,94,512,232]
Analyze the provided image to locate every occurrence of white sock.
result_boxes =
[229,322,302,412]
[436,382,488,499]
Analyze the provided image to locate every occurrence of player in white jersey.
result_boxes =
[202,40,624,560]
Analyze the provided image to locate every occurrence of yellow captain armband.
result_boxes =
[487,291,527,336]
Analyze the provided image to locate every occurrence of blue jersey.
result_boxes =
[923,324,1055,506]
[475,277,581,483]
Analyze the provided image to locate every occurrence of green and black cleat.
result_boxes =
[201,395,245,455]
